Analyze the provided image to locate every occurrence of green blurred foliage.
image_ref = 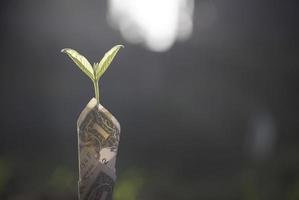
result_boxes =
[114,168,146,200]
[48,166,76,193]
[0,158,12,195]
[242,170,259,200]
[288,181,299,200]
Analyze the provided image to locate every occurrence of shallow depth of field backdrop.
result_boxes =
[0,0,299,199]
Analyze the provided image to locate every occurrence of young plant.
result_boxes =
[61,45,123,104]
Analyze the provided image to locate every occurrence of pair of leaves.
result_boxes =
[61,45,123,81]
[61,45,123,103]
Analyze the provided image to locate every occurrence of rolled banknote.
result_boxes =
[77,98,121,200]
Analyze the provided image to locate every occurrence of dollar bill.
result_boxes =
[77,98,121,200]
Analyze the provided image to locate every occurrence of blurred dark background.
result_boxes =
[0,0,299,199]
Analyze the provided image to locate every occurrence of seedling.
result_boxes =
[61,45,124,103]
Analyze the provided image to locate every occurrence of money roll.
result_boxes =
[77,98,121,200]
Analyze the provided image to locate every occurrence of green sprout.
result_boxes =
[61,45,124,103]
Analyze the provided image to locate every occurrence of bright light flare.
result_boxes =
[108,0,194,52]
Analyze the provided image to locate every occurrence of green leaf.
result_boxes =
[94,45,124,80]
[61,45,124,104]
[61,48,94,80]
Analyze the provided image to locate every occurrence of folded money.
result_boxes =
[77,98,121,200]
[61,45,123,200]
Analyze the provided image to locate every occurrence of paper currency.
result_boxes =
[77,98,121,200]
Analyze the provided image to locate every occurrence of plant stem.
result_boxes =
[93,80,100,103]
